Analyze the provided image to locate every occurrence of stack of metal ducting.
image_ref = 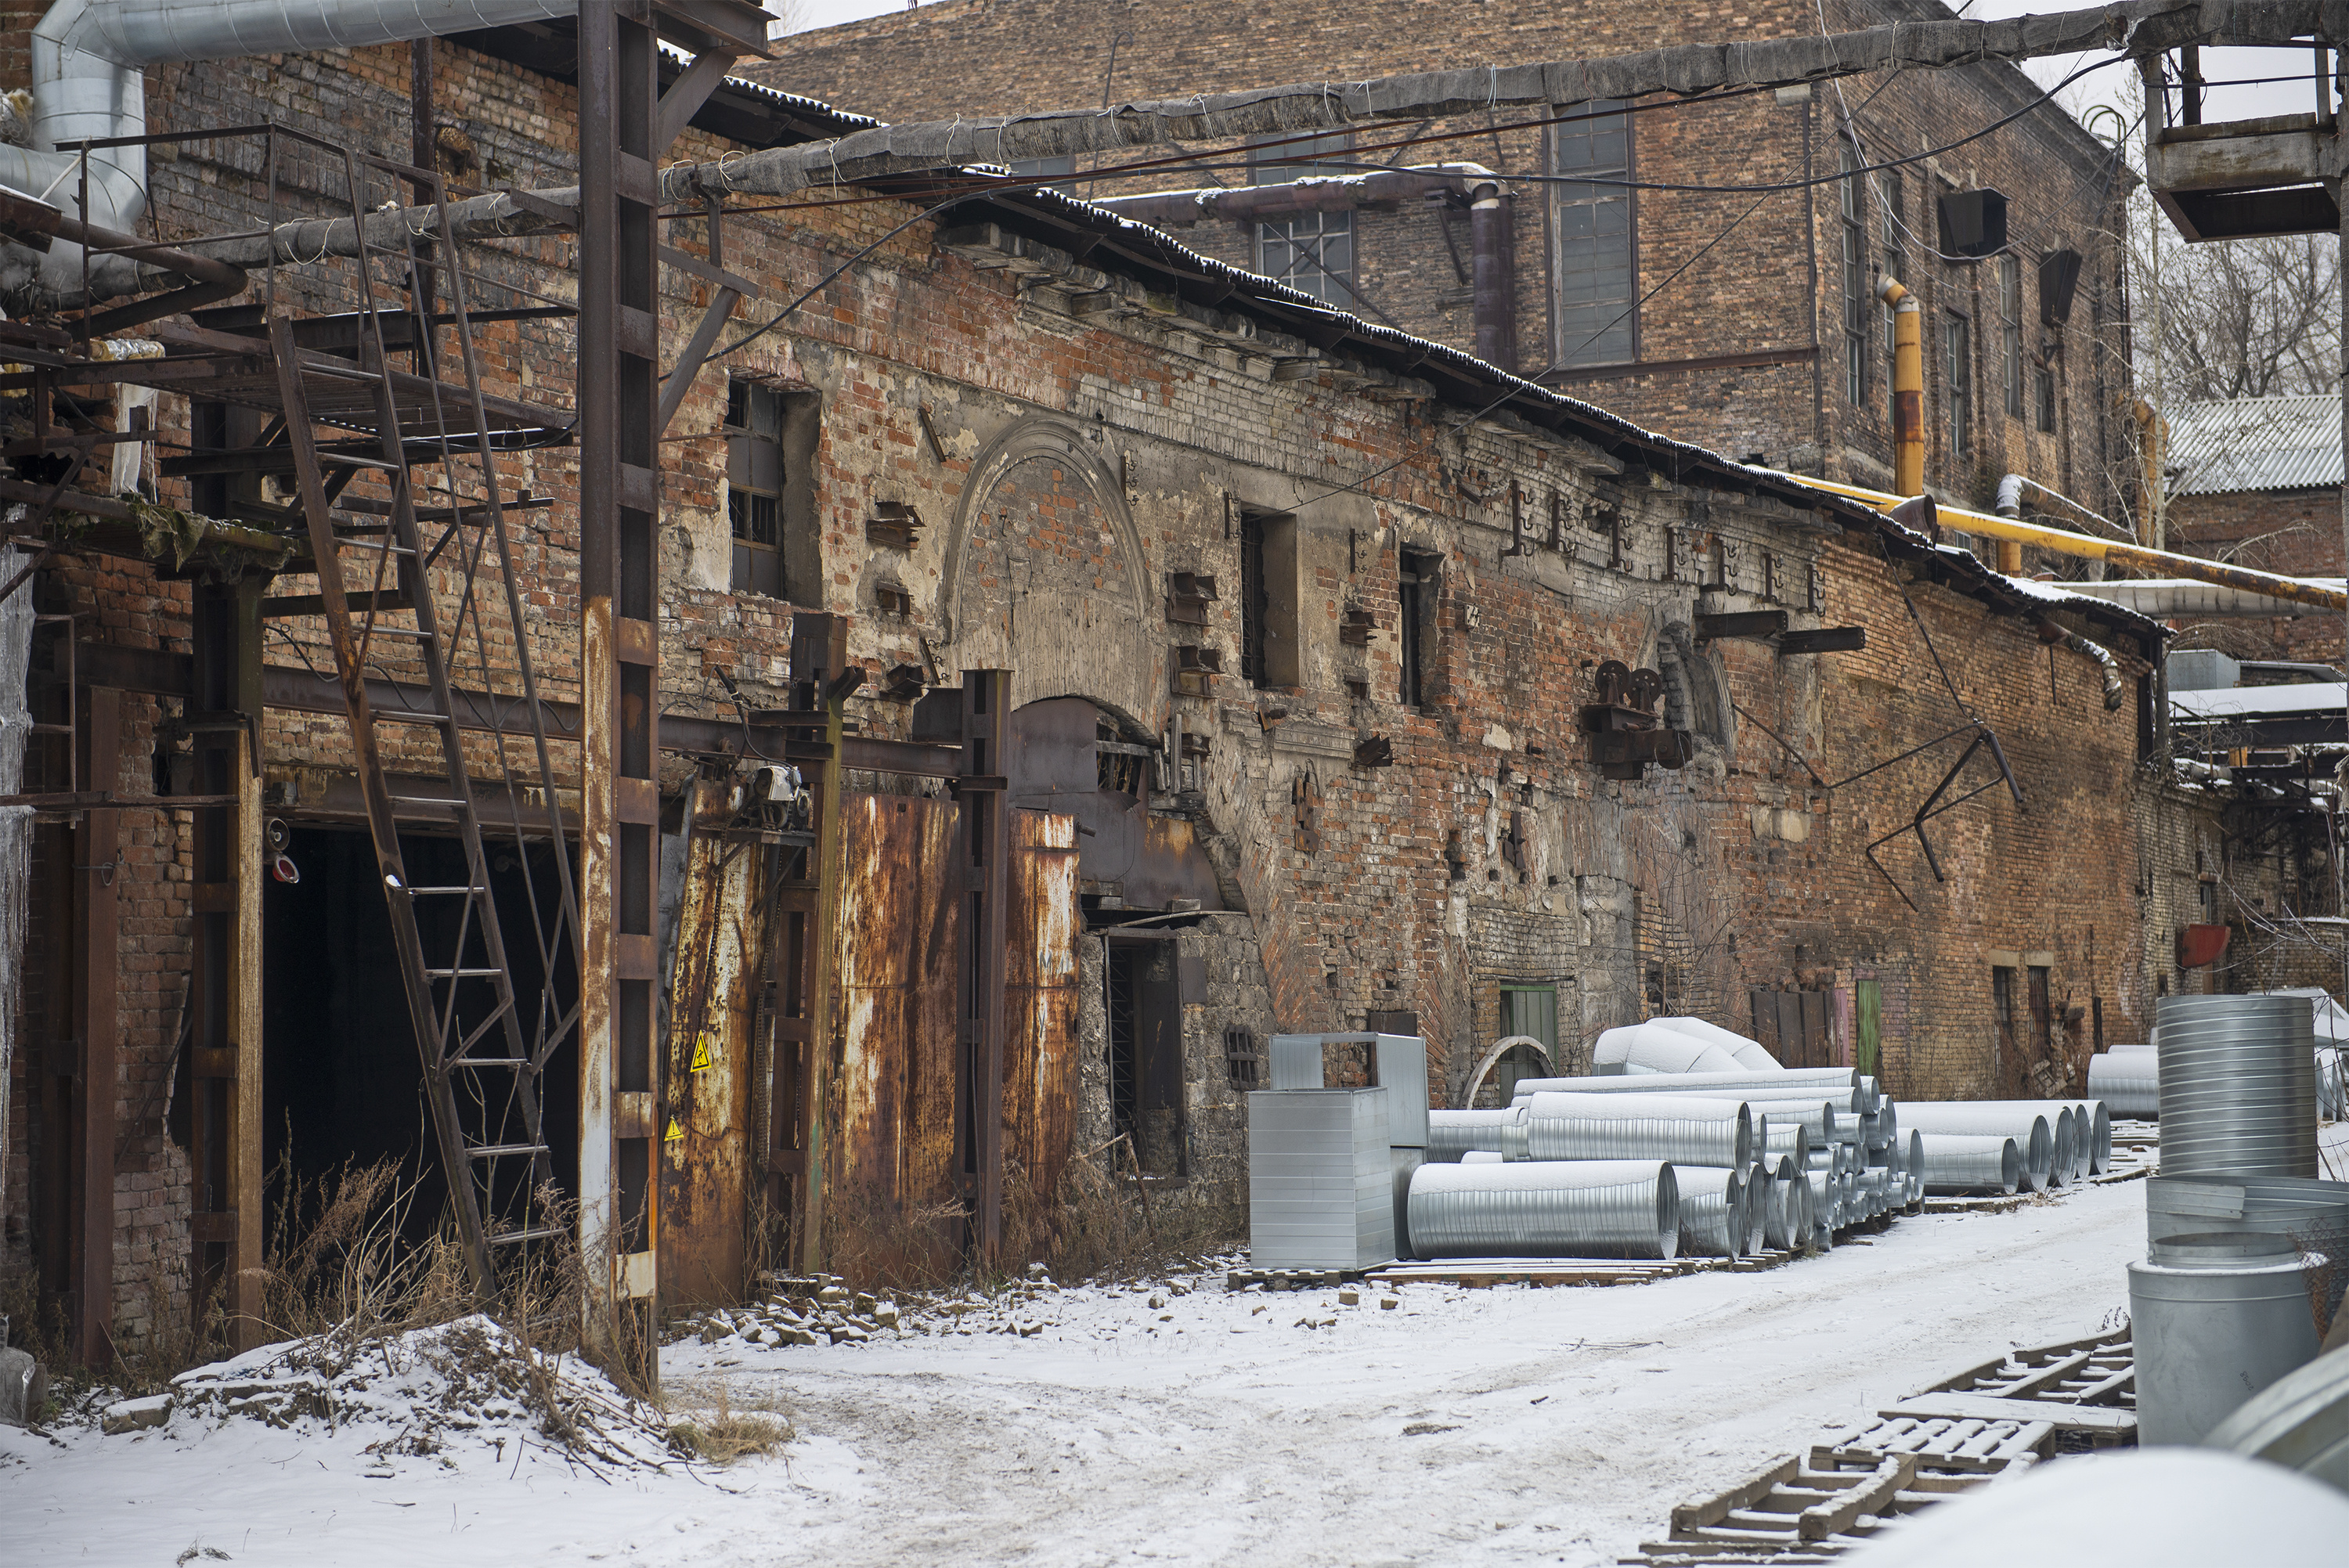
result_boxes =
[2089,1044,2160,1117]
[1405,1160,1681,1259]
[2131,1231,2326,1444]
[1916,1132,2022,1195]
[1675,1166,1748,1257]
[1521,1092,1753,1167]
[2148,1174,2349,1335]
[1897,1103,2057,1192]
[2158,995,2319,1179]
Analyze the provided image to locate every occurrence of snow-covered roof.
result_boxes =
[2170,394,2340,496]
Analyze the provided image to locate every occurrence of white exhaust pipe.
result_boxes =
[6,0,577,302]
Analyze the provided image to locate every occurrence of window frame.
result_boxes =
[2000,254,2025,420]
[1840,143,1869,406]
[1992,964,2018,1079]
[1250,132,1358,305]
[1398,546,1442,708]
[1943,310,1972,461]
[1551,98,1638,368]
[1879,168,1906,409]
[726,378,785,598]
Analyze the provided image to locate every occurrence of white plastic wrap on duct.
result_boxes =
[2089,1045,2160,1117]
[1673,1166,1747,1257]
[1648,1015,1784,1071]
[1522,1091,1753,1169]
[1915,1133,2022,1195]
[1404,1159,1680,1260]
[0,546,31,1237]
[1591,1021,1745,1076]
[1425,1106,1526,1162]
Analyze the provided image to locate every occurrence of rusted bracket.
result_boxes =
[656,284,742,434]
[1862,727,2025,912]
[654,48,740,157]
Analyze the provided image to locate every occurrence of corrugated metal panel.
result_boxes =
[659,779,764,1307]
[1006,810,1083,1209]
[2170,395,2341,495]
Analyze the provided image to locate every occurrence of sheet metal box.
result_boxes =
[1265,1032,1429,1149]
[1247,1087,1398,1271]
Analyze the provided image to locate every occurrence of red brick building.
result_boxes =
[0,16,2187,1356]
[2163,393,2344,668]
[760,0,2134,526]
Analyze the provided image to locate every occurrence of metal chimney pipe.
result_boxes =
[1468,180,1515,372]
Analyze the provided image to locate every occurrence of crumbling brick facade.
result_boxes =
[2167,485,2343,666]
[0,27,2185,1339]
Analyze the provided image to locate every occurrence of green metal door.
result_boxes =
[1855,980,1882,1077]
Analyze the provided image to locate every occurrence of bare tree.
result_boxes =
[2149,232,2341,401]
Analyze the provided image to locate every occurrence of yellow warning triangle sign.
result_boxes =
[664,1117,684,1144]
[690,1034,713,1072]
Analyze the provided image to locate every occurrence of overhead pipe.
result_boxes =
[1998,471,2131,541]
[2,0,576,301]
[2056,579,2334,618]
[1770,471,2349,614]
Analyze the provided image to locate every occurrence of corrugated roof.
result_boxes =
[2170,394,2340,495]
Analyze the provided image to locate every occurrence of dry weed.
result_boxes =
[667,1384,793,1463]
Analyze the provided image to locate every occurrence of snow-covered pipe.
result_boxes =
[1650,1015,1783,1070]
[2058,579,2336,618]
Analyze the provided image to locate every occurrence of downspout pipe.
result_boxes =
[2039,618,2129,710]
[1468,178,1515,373]
[1878,277,1922,496]
[4,0,576,301]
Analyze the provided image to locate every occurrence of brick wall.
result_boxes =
[2167,485,2342,665]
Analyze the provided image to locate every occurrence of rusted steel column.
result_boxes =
[69,686,118,1368]
[577,0,664,1368]
[1880,279,1923,495]
[786,613,849,1274]
[958,671,1012,1267]
[1468,182,1515,373]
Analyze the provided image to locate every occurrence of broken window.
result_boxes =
[1553,99,1635,366]
[1250,132,1356,306]
[2034,364,2056,434]
[2000,254,2024,420]
[727,379,785,597]
[1880,170,1906,407]
[1943,312,1972,460]
[1237,507,1299,689]
[1840,144,1868,406]
[1398,546,1441,707]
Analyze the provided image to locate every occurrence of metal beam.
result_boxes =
[958,671,1012,1269]
[785,614,850,1274]
[69,687,118,1368]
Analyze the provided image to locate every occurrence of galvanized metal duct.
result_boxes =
[2203,1342,2349,1497]
[1806,1167,1838,1248]
[1460,1150,1506,1165]
[1896,1105,2055,1192]
[2157,995,2320,1180]
[2078,1099,2114,1173]
[1426,1107,1527,1162]
[1591,1022,1745,1076]
[1648,1015,1784,1072]
[2131,1232,2326,1445]
[1405,1160,1680,1260]
[1905,1130,1924,1206]
[2090,1049,2160,1117]
[1763,1119,1812,1171]
[2147,1175,2349,1336]
[1515,1067,1868,1108]
[1674,1166,1747,1258]
[1917,1133,2022,1195]
[1528,1087,1842,1144]
[1523,1091,1752,1169]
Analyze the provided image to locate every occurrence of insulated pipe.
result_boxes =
[1523,1092,1752,1169]
[1879,277,1923,496]
[6,0,577,298]
[1590,1022,1745,1076]
[1917,1133,2022,1195]
[2055,579,2336,618]
[1405,1159,1680,1260]
[1649,1015,1783,1070]
[1467,180,1516,373]
[1770,471,2349,614]
[1674,1166,1747,1257]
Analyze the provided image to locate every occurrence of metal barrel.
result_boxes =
[1427,1106,1527,1162]
[1916,1132,2021,1195]
[2202,1336,2349,1494]
[1896,1105,2055,1191]
[1405,1159,1680,1260]
[2087,1049,2160,1117]
[2157,995,2318,1179]
[1673,1166,1747,1257]
[2147,1175,2349,1336]
[1522,1092,1752,1169]
[2130,1231,2325,1445]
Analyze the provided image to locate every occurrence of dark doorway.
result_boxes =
[261,827,578,1243]
[1105,939,1185,1176]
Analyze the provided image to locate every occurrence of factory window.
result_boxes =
[1943,312,1972,460]
[2028,965,2054,1059]
[1251,132,1356,306]
[1880,169,1906,403]
[725,379,819,603]
[1225,1027,1262,1090]
[2034,364,2056,433]
[1237,507,1299,689]
[1992,964,2018,1075]
[2000,254,2025,420]
[1840,144,1868,405]
[1398,546,1442,707]
[1553,99,1636,366]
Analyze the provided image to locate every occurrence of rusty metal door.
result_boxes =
[659,780,767,1307]
[1005,810,1081,1210]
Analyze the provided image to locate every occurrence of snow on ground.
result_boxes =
[0,1174,2158,1568]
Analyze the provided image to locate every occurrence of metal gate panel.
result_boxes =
[1006,811,1082,1213]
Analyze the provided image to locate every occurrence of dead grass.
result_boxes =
[666,1384,794,1464]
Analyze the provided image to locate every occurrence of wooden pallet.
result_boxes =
[1813,1413,2054,1475]
[1366,1258,1690,1289]
[1920,1326,2134,1420]
[1225,1267,1371,1292]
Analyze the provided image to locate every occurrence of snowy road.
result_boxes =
[2,1177,2150,1567]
